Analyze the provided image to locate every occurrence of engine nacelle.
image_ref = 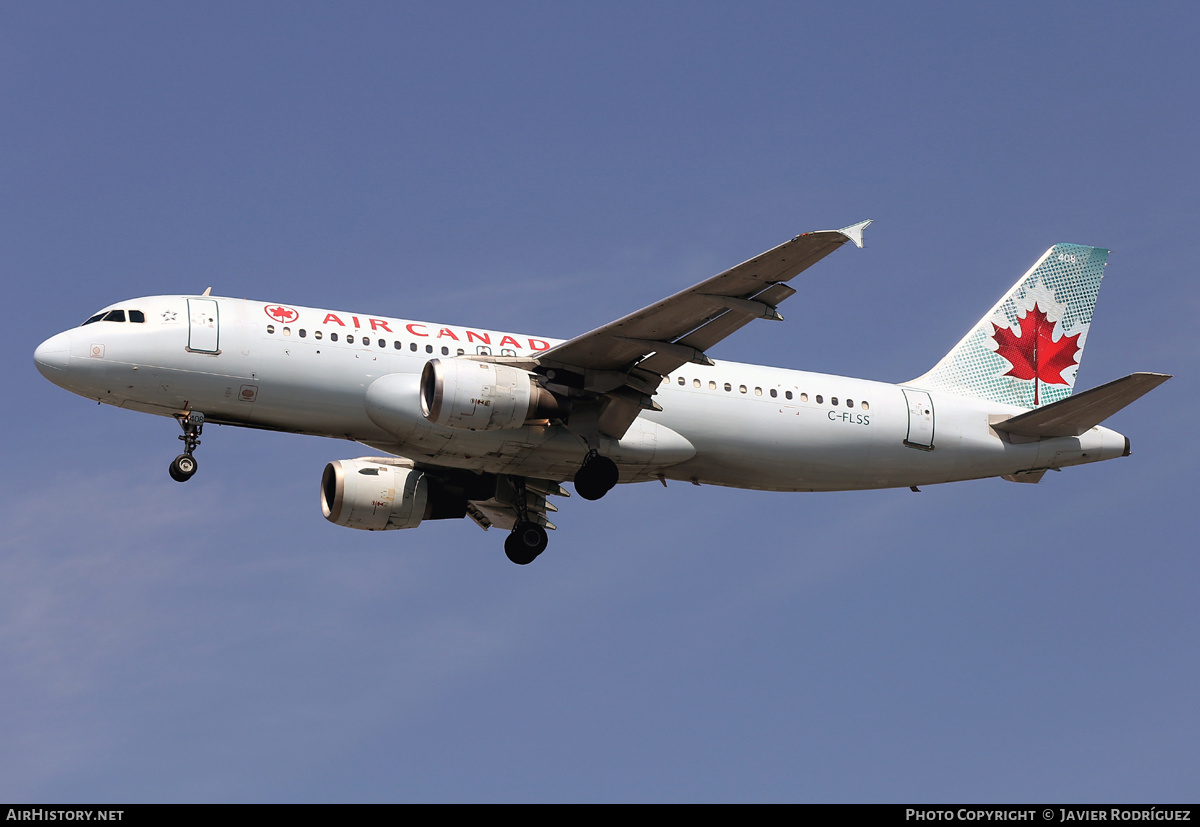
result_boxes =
[420,358,561,430]
[321,459,429,531]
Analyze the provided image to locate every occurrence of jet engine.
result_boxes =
[420,358,562,430]
[321,459,430,530]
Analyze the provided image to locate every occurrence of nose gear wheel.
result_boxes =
[169,453,198,481]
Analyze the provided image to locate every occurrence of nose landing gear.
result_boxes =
[169,411,204,483]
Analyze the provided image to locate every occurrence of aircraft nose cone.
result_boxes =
[34,332,72,378]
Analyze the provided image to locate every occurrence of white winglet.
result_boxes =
[836,219,872,248]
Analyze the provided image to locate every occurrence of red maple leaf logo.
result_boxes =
[992,303,1082,401]
[265,305,298,323]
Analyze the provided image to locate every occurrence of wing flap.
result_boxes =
[679,283,797,352]
[466,476,564,532]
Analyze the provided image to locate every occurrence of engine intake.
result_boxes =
[420,359,561,430]
[321,459,429,530]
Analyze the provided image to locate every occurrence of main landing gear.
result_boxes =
[169,411,204,483]
[502,451,615,564]
[503,475,550,565]
[505,521,549,565]
[573,450,618,500]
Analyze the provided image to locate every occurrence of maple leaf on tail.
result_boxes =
[991,303,1082,404]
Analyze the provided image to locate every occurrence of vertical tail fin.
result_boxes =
[909,244,1109,408]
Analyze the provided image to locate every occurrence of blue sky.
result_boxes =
[2,2,1197,802]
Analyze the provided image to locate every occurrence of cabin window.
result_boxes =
[456,348,464,356]
[394,341,402,349]
[283,327,291,336]
[129,310,145,323]
[266,325,275,334]
[861,401,870,411]
[330,332,338,342]
[693,379,701,388]
[785,391,793,400]
[755,387,762,396]
[677,376,685,386]
[708,381,716,390]
[770,389,777,398]
[441,346,449,356]
[846,399,853,408]
[426,345,433,354]
[299,329,306,338]
[739,385,747,394]
[816,395,823,404]
[314,330,322,340]
[410,342,418,352]
[800,392,808,402]
[724,383,731,392]
[831,396,838,406]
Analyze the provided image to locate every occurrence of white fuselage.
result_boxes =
[34,294,1130,492]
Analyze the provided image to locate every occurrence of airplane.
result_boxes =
[33,221,1170,564]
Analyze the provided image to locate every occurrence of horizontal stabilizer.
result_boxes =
[1002,469,1047,484]
[993,372,1171,438]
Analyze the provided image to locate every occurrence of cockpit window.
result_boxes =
[81,308,146,325]
[83,309,135,324]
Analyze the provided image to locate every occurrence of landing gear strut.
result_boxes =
[169,411,204,483]
[573,450,618,500]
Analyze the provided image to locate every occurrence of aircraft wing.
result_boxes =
[535,220,871,439]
